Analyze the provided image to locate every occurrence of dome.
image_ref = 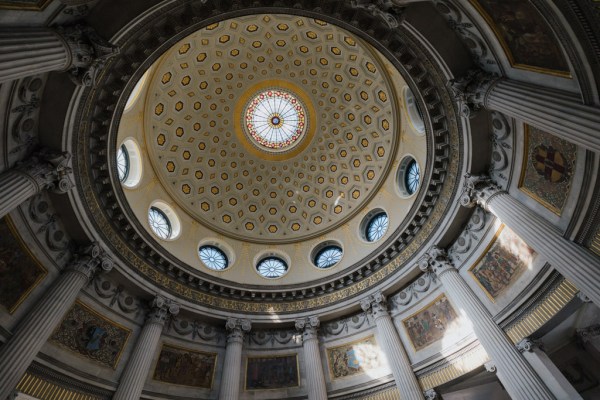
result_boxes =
[0,1,599,399]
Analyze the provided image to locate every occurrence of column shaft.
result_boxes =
[439,268,554,399]
[219,339,243,400]
[112,322,164,400]
[487,191,600,305]
[374,314,424,400]
[0,29,70,83]
[0,170,39,218]
[303,337,328,400]
[0,269,88,399]
[485,79,600,151]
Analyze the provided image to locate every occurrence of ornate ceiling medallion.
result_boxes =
[244,88,307,152]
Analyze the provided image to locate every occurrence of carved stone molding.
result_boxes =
[360,291,390,320]
[516,337,544,353]
[390,271,438,310]
[16,150,74,194]
[448,207,488,263]
[423,388,439,400]
[68,243,113,281]
[577,324,600,344]
[484,361,496,373]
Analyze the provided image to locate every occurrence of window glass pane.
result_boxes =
[199,245,228,270]
[257,257,288,278]
[366,212,389,242]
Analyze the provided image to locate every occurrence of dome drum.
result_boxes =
[75,1,462,317]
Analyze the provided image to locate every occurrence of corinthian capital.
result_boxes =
[68,243,113,280]
[55,24,119,86]
[147,295,180,326]
[449,69,500,118]
[418,246,455,276]
[17,150,74,194]
[225,317,251,343]
[360,291,389,319]
[295,316,320,341]
[459,173,502,210]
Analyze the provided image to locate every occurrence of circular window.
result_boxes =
[257,257,288,278]
[314,245,343,269]
[397,156,421,197]
[244,88,307,151]
[124,68,150,112]
[118,139,143,188]
[365,212,389,242]
[404,87,425,134]
[199,245,229,270]
[148,207,171,239]
[116,144,129,182]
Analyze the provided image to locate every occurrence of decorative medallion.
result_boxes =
[244,89,307,151]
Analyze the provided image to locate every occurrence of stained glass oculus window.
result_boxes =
[405,159,420,195]
[257,257,288,278]
[199,245,228,270]
[148,206,172,239]
[314,246,343,268]
[366,212,389,242]
[117,144,129,182]
[244,89,307,150]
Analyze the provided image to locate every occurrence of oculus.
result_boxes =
[199,245,229,271]
[244,88,307,151]
[148,206,172,240]
[365,212,389,243]
[116,144,129,183]
[257,256,288,278]
[314,245,343,269]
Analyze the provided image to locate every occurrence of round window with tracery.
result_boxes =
[244,89,307,151]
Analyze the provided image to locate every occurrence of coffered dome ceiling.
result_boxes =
[144,14,399,243]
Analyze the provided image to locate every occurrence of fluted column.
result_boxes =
[0,245,112,399]
[219,318,251,400]
[113,296,179,400]
[295,316,328,400]
[360,293,424,400]
[0,26,118,86]
[517,338,582,400]
[450,70,600,152]
[419,247,554,399]
[461,174,600,305]
[0,151,73,219]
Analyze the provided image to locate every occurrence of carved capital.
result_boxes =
[449,69,500,118]
[147,295,179,326]
[459,173,502,210]
[67,243,113,280]
[225,317,251,343]
[17,150,74,194]
[295,316,320,341]
[418,246,455,277]
[360,291,389,319]
[516,337,544,353]
[423,389,439,400]
[484,361,496,373]
[55,25,119,86]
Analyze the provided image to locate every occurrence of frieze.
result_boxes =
[447,206,489,263]
[91,274,144,320]
[321,311,371,338]
[165,316,225,345]
[246,329,301,348]
[431,0,501,73]
[488,111,514,186]
[72,0,462,314]
[389,270,439,311]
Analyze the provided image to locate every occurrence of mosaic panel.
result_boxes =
[470,226,534,300]
[0,218,47,313]
[245,354,299,390]
[153,344,217,388]
[327,335,383,380]
[470,0,570,75]
[50,301,131,368]
[403,295,459,351]
[519,125,577,214]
